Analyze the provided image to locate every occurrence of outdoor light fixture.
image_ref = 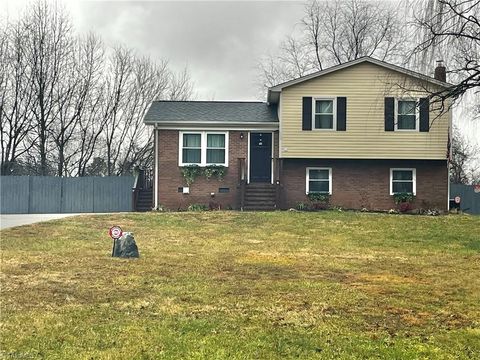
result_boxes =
[240,132,244,140]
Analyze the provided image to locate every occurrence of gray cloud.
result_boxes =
[73,1,305,100]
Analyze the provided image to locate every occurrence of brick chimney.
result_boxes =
[434,60,446,82]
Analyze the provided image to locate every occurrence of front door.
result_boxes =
[250,133,272,183]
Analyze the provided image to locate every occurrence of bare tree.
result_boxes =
[303,0,324,71]
[450,126,480,184]
[100,47,173,175]
[411,0,480,114]
[168,66,195,101]
[1,0,196,177]
[115,55,170,174]
[257,0,404,92]
[50,33,107,176]
[101,45,134,175]
[24,1,74,175]
[74,34,107,177]
[0,19,36,175]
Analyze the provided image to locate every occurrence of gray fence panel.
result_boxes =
[93,176,134,212]
[62,177,95,213]
[29,177,62,213]
[0,176,30,214]
[450,184,480,214]
[0,176,134,214]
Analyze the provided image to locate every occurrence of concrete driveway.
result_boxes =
[0,214,82,230]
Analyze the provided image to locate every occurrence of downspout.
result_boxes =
[154,125,159,210]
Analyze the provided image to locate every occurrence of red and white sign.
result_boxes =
[454,196,461,204]
[109,226,123,239]
[474,185,480,193]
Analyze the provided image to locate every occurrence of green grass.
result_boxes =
[1,211,479,359]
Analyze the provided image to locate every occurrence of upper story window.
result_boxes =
[313,99,336,130]
[390,168,416,195]
[396,100,417,130]
[306,167,332,194]
[179,131,228,167]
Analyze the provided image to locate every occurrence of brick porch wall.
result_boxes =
[280,159,448,211]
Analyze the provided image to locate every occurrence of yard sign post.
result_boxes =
[109,226,123,257]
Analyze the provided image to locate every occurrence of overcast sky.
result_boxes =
[2,0,305,101]
[2,0,479,149]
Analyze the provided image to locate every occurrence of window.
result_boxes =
[179,132,228,166]
[306,167,332,194]
[313,99,335,130]
[206,134,226,164]
[390,168,416,195]
[396,100,417,130]
[182,133,201,164]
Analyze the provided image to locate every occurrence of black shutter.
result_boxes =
[302,97,312,130]
[336,97,347,131]
[419,98,430,132]
[384,97,395,131]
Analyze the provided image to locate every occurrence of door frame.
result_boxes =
[247,131,274,184]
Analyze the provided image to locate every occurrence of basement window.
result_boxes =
[306,167,332,194]
[390,168,416,195]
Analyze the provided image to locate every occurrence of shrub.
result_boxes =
[307,193,330,211]
[393,192,415,205]
[187,204,208,212]
[295,202,309,211]
[393,192,415,213]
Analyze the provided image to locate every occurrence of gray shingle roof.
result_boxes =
[144,101,278,124]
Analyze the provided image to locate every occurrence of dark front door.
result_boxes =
[250,132,272,183]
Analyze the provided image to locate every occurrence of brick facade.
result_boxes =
[280,159,448,211]
[155,130,448,211]
[156,130,249,210]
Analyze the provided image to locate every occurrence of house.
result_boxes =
[143,57,451,212]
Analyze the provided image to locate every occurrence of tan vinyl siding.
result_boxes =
[280,62,450,159]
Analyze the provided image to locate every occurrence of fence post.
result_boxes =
[27,176,32,214]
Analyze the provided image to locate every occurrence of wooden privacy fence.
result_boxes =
[450,184,480,215]
[0,176,134,214]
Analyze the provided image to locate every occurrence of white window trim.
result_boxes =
[178,131,229,167]
[390,168,416,195]
[306,167,332,195]
[312,97,337,131]
[395,98,419,132]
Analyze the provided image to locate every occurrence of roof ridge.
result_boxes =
[268,56,451,92]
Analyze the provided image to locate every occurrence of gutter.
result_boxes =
[144,121,279,130]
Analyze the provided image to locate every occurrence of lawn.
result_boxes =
[1,211,479,359]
